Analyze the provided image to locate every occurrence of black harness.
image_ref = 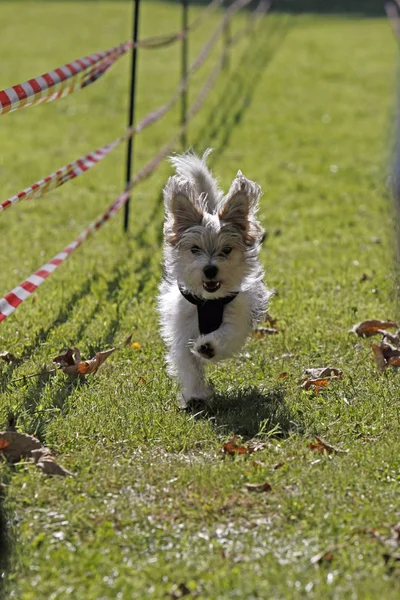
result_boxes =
[179,285,238,335]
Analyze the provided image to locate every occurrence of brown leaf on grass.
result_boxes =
[350,319,397,338]
[77,348,116,375]
[310,542,351,565]
[253,326,279,338]
[124,333,133,347]
[372,344,387,373]
[381,329,400,345]
[305,367,342,379]
[222,437,251,455]
[278,372,288,380]
[308,437,347,455]
[53,348,79,369]
[310,550,335,565]
[265,314,278,328]
[371,341,400,373]
[245,481,272,493]
[301,367,342,393]
[0,434,71,477]
[169,583,191,599]
[273,461,286,470]
[0,431,42,463]
[0,351,21,365]
[31,449,72,477]
[53,347,115,375]
[302,378,329,392]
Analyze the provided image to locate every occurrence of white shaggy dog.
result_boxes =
[158,150,270,408]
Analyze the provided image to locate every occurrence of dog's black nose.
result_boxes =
[203,265,218,279]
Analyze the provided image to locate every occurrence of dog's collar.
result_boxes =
[178,285,238,335]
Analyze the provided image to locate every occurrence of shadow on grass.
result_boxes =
[25,0,385,16]
[0,488,11,600]
[144,0,384,17]
[202,387,301,438]
[192,14,292,168]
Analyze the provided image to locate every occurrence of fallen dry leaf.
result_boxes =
[372,344,386,373]
[53,347,115,375]
[245,481,272,493]
[350,319,397,338]
[301,366,342,393]
[310,541,352,565]
[32,450,72,477]
[0,432,71,476]
[273,462,286,470]
[124,333,133,347]
[371,341,400,373]
[381,329,400,345]
[265,314,278,328]
[253,326,279,338]
[77,348,116,375]
[305,367,342,379]
[308,436,346,455]
[0,350,21,365]
[169,583,191,599]
[0,431,42,463]
[222,437,251,456]
[278,372,288,380]
[310,549,335,565]
[53,347,79,370]
[302,378,329,392]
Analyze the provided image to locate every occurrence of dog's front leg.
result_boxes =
[172,342,213,404]
[191,298,252,363]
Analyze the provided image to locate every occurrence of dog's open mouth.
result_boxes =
[202,281,221,293]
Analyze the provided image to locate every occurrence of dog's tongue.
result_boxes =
[203,281,221,293]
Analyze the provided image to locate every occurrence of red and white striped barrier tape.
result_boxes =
[0,0,264,322]
[0,189,130,322]
[0,51,230,322]
[0,139,122,213]
[0,42,133,116]
[0,0,250,213]
[0,0,226,117]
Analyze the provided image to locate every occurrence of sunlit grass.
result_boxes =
[0,2,399,599]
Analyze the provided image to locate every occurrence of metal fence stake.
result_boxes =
[223,0,231,70]
[124,0,141,233]
[181,0,189,149]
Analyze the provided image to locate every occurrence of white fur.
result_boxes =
[158,149,271,405]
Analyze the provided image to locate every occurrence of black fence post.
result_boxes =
[181,0,189,149]
[223,0,231,70]
[124,0,141,233]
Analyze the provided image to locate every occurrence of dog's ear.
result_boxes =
[164,177,203,244]
[219,172,263,245]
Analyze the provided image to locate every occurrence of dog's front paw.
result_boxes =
[198,342,215,359]
[191,336,216,360]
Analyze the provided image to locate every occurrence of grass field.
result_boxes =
[0,1,399,598]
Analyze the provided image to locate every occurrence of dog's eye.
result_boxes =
[191,245,201,254]
[221,247,232,256]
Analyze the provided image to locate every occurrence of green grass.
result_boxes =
[0,2,399,598]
